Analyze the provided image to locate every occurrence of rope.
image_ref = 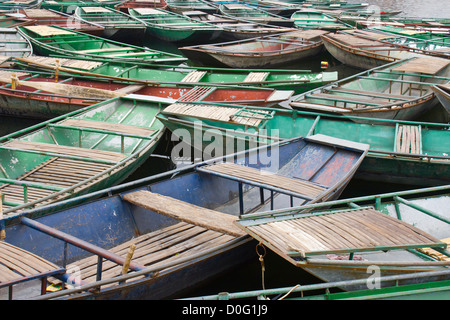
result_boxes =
[256,242,266,291]
[278,284,302,300]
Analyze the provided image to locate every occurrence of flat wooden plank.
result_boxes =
[393,57,450,75]
[23,25,76,37]
[3,140,126,162]
[60,119,155,136]
[123,190,246,237]
[202,163,326,198]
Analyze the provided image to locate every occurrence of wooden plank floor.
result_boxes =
[0,241,61,284]
[201,163,326,198]
[0,157,112,212]
[51,222,236,285]
[163,103,270,127]
[242,208,445,259]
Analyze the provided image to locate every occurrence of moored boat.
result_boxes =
[73,6,146,39]
[166,0,218,14]
[17,8,105,35]
[0,13,35,28]
[290,10,351,30]
[218,3,293,27]
[128,7,222,43]
[0,95,165,218]
[0,0,42,13]
[290,57,450,122]
[0,27,33,64]
[41,0,125,13]
[235,184,450,291]
[17,25,187,65]
[14,55,338,94]
[321,29,448,70]
[156,101,450,186]
[0,134,368,299]
[115,0,167,12]
[181,10,297,41]
[179,29,325,68]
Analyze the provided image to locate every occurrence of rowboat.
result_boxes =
[290,57,450,122]
[235,184,450,291]
[181,10,297,41]
[432,84,450,116]
[0,66,294,118]
[128,7,222,43]
[179,30,325,68]
[17,8,105,35]
[17,25,187,65]
[156,102,450,186]
[184,269,450,300]
[0,95,165,219]
[0,134,368,300]
[210,0,302,17]
[14,55,338,94]
[0,13,35,28]
[41,0,125,13]
[218,3,293,27]
[73,6,146,39]
[0,28,33,67]
[321,29,448,70]
[166,0,218,14]
[115,0,167,12]
[290,10,351,30]
[0,0,42,12]
[299,0,369,11]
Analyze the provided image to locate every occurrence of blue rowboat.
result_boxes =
[0,135,368,299]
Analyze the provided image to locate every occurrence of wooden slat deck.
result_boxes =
[0,241,63,286]
[123,190,245,237]
[392,57,450,75]
[3,140,126,162]
[50,222,236,285]
[238,208,446,261]
[0,157,112,212]
[199,163,326,198]
[162,103,270,127]
[20,56,104,71]
[395,124,421,154]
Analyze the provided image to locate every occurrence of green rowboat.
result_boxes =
[219,3,293,27]
[17,25,187,65]
[128,7,222,43]
[14,56,338,94]
[156,101,450,186]
[166,0,218,14]
[0,95,165,218]
[291,10,351,30]
[73,6,146,39]
[41,0,126,13]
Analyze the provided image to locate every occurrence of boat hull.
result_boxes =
[432,85,450,116]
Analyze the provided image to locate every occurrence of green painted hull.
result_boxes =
[0,95,165,220]
[128,8,222,43]
[291,10,351,30]
[41,1,124,13]
[17,25,186,65]
[157,103,450,186]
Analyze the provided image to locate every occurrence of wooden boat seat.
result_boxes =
[329,87,412,100]
[238,207,448,261]
[0,241,64,288]
[181,70,206,82]
[395,124,422,154]
[177,86,216,102]
[162,103,270,127]
[392,57,450,75]
[49,221,237,285]
[197,163,326,199]
[59,119,156,137]
[0,157,113,212]
[243,72,269,83]
[2,140,126,162]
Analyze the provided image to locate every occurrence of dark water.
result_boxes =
[0,0,448,300]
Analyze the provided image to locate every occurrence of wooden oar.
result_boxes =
[0,75,125,100]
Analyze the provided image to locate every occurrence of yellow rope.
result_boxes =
[278,284,302,300]
[256,242,266,291]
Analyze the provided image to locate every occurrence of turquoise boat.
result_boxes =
[73,6,146,39]
[0,0,42,12]
[14,55,338,94]
[0,95,165,218]
[156,101,450,186]
[41,0,126,13]
[291,10,351,30]
[17,25,187,65]
[128,7,222,43]
[219,3,293,27]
